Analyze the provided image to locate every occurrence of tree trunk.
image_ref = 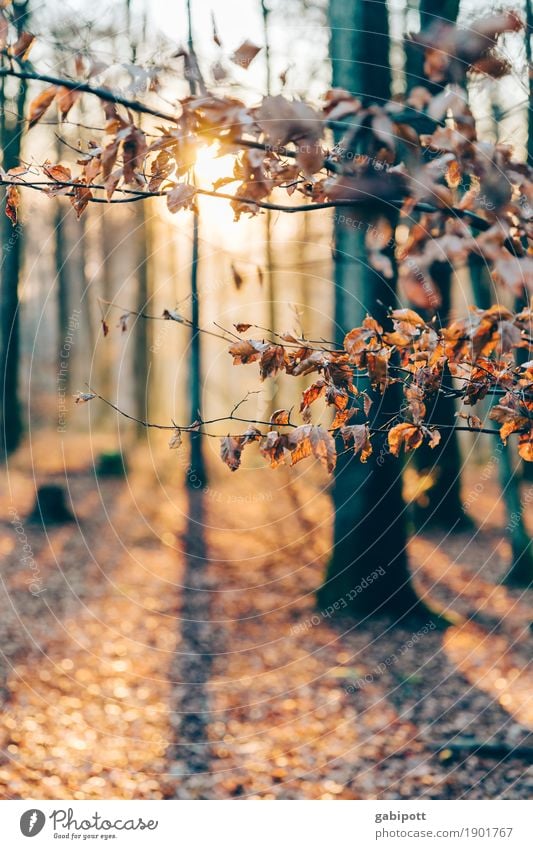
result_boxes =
[470,254,533,587]
[412,262,468,529]
[523,0,533,484]
[319,0,432,621]
[97,206,115,422]
[404,0,460,94]
[187,202,206,488]
[133,200,151,437]
[55,203,71,394]
[407,0,466,530]
[185,1,206,490]
[526,0,533,166]
[0,1,29,456]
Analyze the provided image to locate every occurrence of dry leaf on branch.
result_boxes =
[28,86,57,128]
[73,392,96,404]
[5,185,20,226]
[388,422,424,456]
[340,424,373,462]
[168,429,182,449]
[220,435,244,471]
[167,184,196,213]
[230,40,261,69]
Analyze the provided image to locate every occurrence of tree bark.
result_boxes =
[55,203,71,394]
[404,0,460,94]
[187,205,206,488]
[526,0,533,166]
[407,0,466,530]
[133,200,151,438]
[319,0,432,621]
[0,1,29,456]
[469,254,533,587]
[412,262,468,529]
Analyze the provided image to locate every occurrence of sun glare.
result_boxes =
[189,143,246,247]
[194,143,233,187]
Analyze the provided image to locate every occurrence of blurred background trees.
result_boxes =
[1,0,531,616]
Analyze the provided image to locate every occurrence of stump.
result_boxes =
[29,484,74,525]
[95,451,126,477]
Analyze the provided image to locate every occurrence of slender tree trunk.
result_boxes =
[408,0,466,529]
[187,206,206,487]
[55,204,71,393]
[526,0,533,166]
[522,0,533,484]
[76,212,95,362]
[404,0,460,93]
[412,263,467,529]
[319,0,431,620]
[0,1,29,456]
[133,200,151,437]
[261,0,278,413]
[186,0,206,488]
[97,206,115,419]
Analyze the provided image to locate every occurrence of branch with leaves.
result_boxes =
[0,9,531,307]
[77,302,533,472]
[2,6,532,474]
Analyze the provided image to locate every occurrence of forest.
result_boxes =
[0,0,532,804]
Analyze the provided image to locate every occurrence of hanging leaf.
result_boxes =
[388,423,424,456]
[0,14,8,51]
[56,86,81,120]
[287,424,336,472]
[241,426,262,444]
[259,431,289,468]
[230,40,261,70]
[231,263,244,290]
[102,138,120,181]
[168,428,182,449]
[260,344,285,380]
[340,424,373,462]
[270,409,290,426]
[211,11,222,46]
[300,378,326,411]
[5,185,20,226]
[9,31,34,59]
[28,86,57,128]
[167,183,196,213]
[325,384,348,411]
[228,339,268,365]
[220,435,243,471]
[426,428,442,449]
[70,182,92,219]
[74,391,96,404]
[162,309,186,323]
[43,162,72,183]
[118,313,129,333]
[122,125,147,185]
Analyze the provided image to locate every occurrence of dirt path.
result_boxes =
[1,436,532,799]
[0,436,180,799]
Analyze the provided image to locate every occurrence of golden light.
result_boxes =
[194,142,234,188]
[192,143,246,249]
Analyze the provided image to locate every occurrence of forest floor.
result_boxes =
[0,430,532,799]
